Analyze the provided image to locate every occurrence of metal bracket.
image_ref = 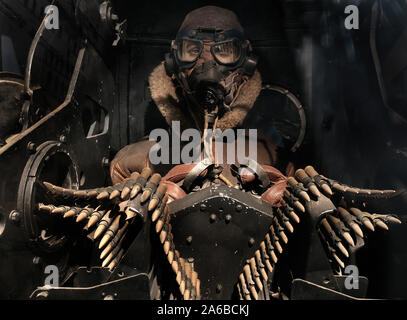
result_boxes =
[30,272,150,300]
[291,277,369,300]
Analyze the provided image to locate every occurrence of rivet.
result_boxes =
[9,210,21,224]
[102,157,110,167]
[27,142,36,153]
[59,135,67,143]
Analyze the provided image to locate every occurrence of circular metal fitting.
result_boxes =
[17,141,80,253]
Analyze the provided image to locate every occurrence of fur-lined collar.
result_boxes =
[148,62,262,131]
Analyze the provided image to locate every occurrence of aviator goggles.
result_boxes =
[171,28,250,69]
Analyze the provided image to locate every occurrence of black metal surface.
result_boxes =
[334,275,369,298]
[30,272,150,300]
[300,195,341,289]
[0,72,24,144]
[0,37,115,298]
[169,185,275,299]
[72,267,112,287]
[291,278,368,300]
